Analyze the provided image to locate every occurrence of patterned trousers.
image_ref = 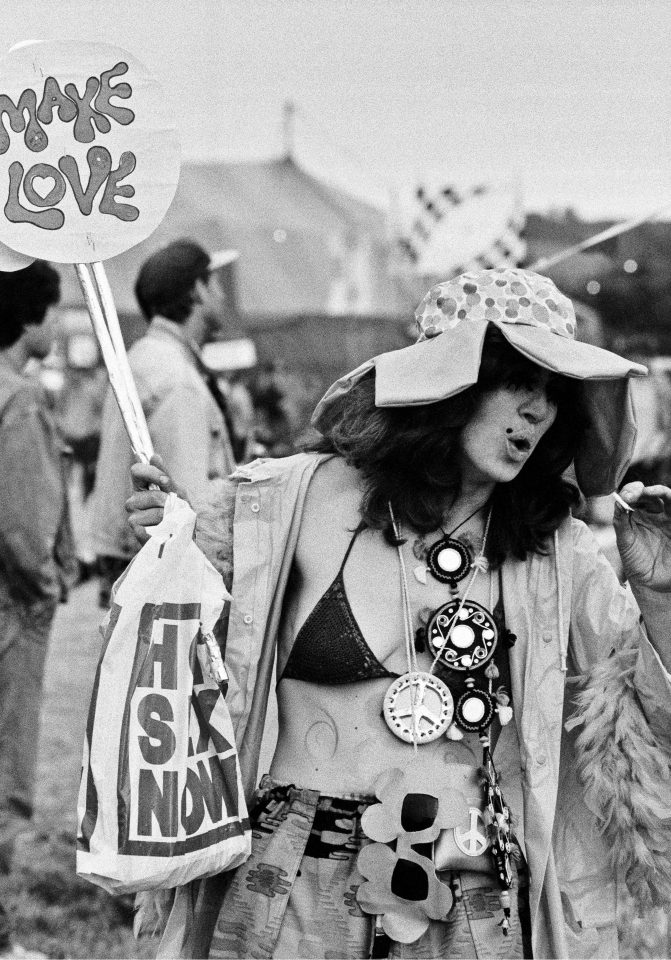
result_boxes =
[207,779,531,959]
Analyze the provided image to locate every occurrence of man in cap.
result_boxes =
[91,239,240,606]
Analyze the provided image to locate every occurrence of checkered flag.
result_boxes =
[394,184,526,278]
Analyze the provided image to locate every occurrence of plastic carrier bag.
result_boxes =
[76,494,251,894]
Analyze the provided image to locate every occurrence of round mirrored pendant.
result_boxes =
[383,671,454,744]
[455,689,495,732]
[426,536,472,584]
[427,599,498,672]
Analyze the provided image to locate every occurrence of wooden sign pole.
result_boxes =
[74,261,153,463]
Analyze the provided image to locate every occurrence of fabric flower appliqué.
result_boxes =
[355,763,466,943]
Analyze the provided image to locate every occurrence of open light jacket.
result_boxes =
[160,452,671,960]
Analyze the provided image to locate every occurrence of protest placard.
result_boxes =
[0,39,179,263]
[0,236,34,270]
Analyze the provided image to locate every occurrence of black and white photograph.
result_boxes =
[0,2,670,958]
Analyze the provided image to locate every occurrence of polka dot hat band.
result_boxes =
[414,268,577,342]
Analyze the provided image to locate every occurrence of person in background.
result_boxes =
[55,361,108,582]
[247,362,294,457]
[211,369,256,464]
[0,261,76,959]
[91,239,239,606]
[57,363,107,502]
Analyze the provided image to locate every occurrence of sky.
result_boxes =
[1,0,670,221]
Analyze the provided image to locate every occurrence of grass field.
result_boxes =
[2,579,157,959]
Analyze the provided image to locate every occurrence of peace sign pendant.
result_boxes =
[454,806,491,857]
[383,671,454,744]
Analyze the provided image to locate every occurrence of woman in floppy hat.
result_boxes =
[127,268,671,960]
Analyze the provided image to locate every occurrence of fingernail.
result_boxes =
[159,475,169,486]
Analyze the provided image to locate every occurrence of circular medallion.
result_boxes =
[426,536,471,584]
[455,689,495,732]
[383,671,454,744]
[427,599,498,672]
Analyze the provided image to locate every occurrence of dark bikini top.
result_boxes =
[280,525,396,684]
[279,525,508,687]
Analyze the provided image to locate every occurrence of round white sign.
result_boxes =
[0,40,180,263]
[0,238,34,271]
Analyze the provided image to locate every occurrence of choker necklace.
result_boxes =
[414,503,487,587]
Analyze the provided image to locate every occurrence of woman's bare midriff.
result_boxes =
[268,456,499,801]
[270,676,485,799]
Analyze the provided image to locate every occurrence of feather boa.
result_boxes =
[193,478,236,590]
[574,645,671,914]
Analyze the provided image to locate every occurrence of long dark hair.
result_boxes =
[309,327,586,566]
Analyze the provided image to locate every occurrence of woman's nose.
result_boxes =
[519,390,552,424]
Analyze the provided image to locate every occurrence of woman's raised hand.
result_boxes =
[614,481,671,591]
[125,453,186,544]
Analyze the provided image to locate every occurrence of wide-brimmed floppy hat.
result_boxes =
[312,267,648,497]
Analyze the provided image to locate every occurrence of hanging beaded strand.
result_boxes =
[384,503,455,748]
[482,741,514,933]
[395,502,421,751]
[426,507,515,933]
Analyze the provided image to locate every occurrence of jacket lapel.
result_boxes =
[501,519,572,947]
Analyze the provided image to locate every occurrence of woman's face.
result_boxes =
[458,372,559,486]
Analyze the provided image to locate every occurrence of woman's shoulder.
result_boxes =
[526,514,613,575]
[296,456,363,566]
[301,455,362,527]
[229,449,356,487]
[568,514,602,552]
[310,451,359,485]
[502,514,596,573]
[228,450,326,482]
[305,454,362,507]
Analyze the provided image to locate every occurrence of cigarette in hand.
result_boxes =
[612,491,633,512]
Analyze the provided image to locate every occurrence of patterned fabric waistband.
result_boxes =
[257,773,376,804]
